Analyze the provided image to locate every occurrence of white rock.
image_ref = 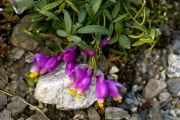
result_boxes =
[35,64,96,110]
[158,92,171,103]
[167,54,180,78]
[109,66,119,74]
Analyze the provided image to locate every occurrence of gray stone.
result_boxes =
[0,92,7,105]
[11,17,39,51]
[105,107,130,120]
[25,52,34,63]
[158,91,171,103]
[74,110,87,120]
[129,114,141,120]
[11,47,25,59]
[35,64,96,110]
[87,107,100,120]
[0,63,8,88]
[149,99,162,120]
[0,109,14,120]
[97,55,109,73]
[109,66,119,74]
[143,79,166,99]
[26,114,41,120]
[7,97,28,116]
[167,54,180,78]
[167,78,180,96]
[162,115,180,120]
[17,117,25,120]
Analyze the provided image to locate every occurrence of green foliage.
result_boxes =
[16,0,168,65]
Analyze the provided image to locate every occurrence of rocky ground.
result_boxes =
[0,8,180,120]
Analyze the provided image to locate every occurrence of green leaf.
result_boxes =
[27,78,38,87]
[63,10,72,34]
[119,35,131,49]
[132,38,154,47]
[128,32,144,39]
[54,2,66,14]
[112,0,120,18]
[16,0,34,10]
[109,22,114,36]
[57,30,68,37]
[78,8,87,23]
[77,25,110,35]
[35,0,48,9]
[38,9,59,20]
[71,36,82,42]
[109,35,118,45]
[85,3,96,22]
[113,14,128,23]
[92,0,102,14]
[104,9,112,21]
[42,0,63,11]
[75,41,92,50]
[66,0,79,13]
[115,22,123,34]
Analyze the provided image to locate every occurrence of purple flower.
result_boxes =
[107,80,124,102]
[95,74,108,108]
[76,68,93,98]
[33,53,51,67]
[28,65,42,78]
[40,56,61,74]
[63,45,77,63]
[82,49,95,56]
[100,37,110,46]
[0,8,3,12]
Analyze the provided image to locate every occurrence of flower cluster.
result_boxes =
[29,37,124,108]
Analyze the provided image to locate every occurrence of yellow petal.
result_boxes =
[28,72,39,78]
[68,89,77,95]
[76,93,82,99]
[113,98,122,103]
[97,101,104,109]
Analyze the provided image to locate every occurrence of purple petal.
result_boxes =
[77,76,92,93]
[63,46,77,63]
[65,63,76,75]
[30,65,41,73]
[107,80,122,99]
[95,74,108,102]
[33,53,51,67]
[0,8,3,12]
[100,37,110,46]
[44,56,60,72]
[106,80,124,88]
[82,49,95,56]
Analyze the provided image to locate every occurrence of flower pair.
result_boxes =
[66,64,93,98]
[28,53,62,78]
[95,74,124,108]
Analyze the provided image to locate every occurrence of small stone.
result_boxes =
[143,79,166,99]
[129,114,141,120]
[74,110,87,120]
[87,107,100,120]
[10,73,19,81]
[7,97,28,116]
[17,77,28,92]
[110,73,118,81]
[167,78,180,96]
[0,64,8,88]
[35,64,96,110]
[170,110,177,117]
[25,52,34,63]
[17,117,24,120]
[158,91,171,103]
[0,109,14,120]
[11,17,39,51]
[0,92,7,105]
[105,107,130,120]
[26,114,41,120]
[149,99,162,120]
[175,109,180,117]
[109,66,119,74]
[97,55,109,73]
[162,115,180,120]
[167,54,180,78]
[11,47,25,59]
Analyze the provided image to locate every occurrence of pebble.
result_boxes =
[0,93,7,106]
[87,107,100,120]
[158,91,171,103]
[25,52,34,63]
[96,55,109,73]
[7,97,28,116]
[0,109,14,120]
[11,47,25,59]
[143,79,166,99]
[105,107,130,120]
[167,78,180,96]
[149,99,162,120]
[11,17,39,51]
[167,54,180,78]
[109,66,119,74]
